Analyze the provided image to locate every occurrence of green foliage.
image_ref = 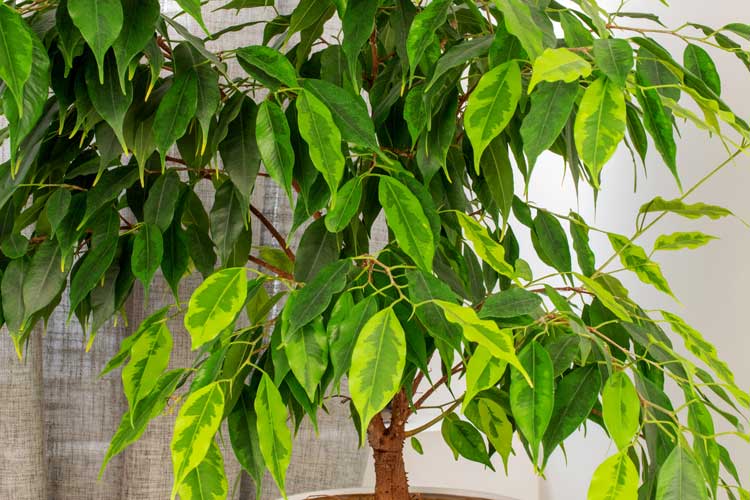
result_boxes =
[2,0,749,497]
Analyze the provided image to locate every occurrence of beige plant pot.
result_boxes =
[285,487,519,500]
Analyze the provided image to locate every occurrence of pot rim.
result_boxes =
[284,487,519,500]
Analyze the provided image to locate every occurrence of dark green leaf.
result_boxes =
[285,317,328,400]
[112,0,160,91]
[68,0,123,82]
[542,365,602,464]
[325,177,362,233]
[153,73,199,163]
[228,388,265,498]
[533,211,571,274]
[285,259,351,335]
[22,241,68,320]
[131,223,163,297]
[441,415,493,468]
[294,217,339,282]
[144,170,181,232]
[219,96,261,208]
[210,181,246,264]
[684,43,721,96]
[635,72,679,188]
[480,287,543,319]
[521,81,579,168]
[237,45,298,90]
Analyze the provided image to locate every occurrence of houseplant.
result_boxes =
[1,0,749,498]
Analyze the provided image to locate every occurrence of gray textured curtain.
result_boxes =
[0,2,368,498]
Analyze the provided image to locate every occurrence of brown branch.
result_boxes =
[249,204,295,262]
[408,363,465,416]
[529,286,595,296]
[247,255,294,281]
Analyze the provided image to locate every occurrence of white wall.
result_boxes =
[390,1,750,499]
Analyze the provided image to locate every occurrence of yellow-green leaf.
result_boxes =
[653,232,717,251]
[602,372,640,450]
[494,0,544,60]
[465,61,522,174]
[609,234,674,297]
[587,452,638,500]
[122,322,172,420]
[184,268,248,350]
[178,440,228,500]
[529,48,591,93]
[435,301,526,379]
[350,308,407,443]
[296,89,345,201]
[285,317,329,401]
[639,197,732,220]
[463,346,507,408]
[456,212,515,279]
[575,273,631,322]
[255,374,292,497]
[574,77,626,184]
[655,445,709,500]
[378,176,434,272]
[170,382,225,499]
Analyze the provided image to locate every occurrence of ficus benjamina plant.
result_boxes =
[1,0,749,498]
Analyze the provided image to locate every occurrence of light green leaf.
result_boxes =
[639,197,732,220]
[178,440,228,500]
[296,89,345,202]
[22,240,68,320]
[593,39,634,88]
[122,322,172,418]
[237,45,298,90]
[655,445,709,500]
[543,365,602,463]
[170,382,225,499]
[285,317,329,401]
[479,287,542,319]
[256,100,295,203]
[255,374,292,497]
[576,273,630,322]
[494,0,544,60]
[436,301,526,377]
[687,397,720,496]
[529,48,591,93]
[154,73,199,164]
[184,268,248,350]
[328,295,378,390]
[67,0,123,82]
[521,81,579,167]
[378,176,434,273]
[654,232,717,251]
[464,396,513,472]
[144,170,181,232]
[456,212,515,279]
[609,234,674,297]
[509,341,554,464]
[99,307,171,377]
[325,177,362,232]
[175,0,209,35]
[100,369,185,477]
[602,371,640,450]
[465,61,522,174]
[0,4,33,113]
[587,452,638,500]
[464,346,507,408]
[350,308,407,442]
[131,223,164,298]
[574,77,626,184]
[406,0,452,80]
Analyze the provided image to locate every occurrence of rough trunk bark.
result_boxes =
[368,391,410,500]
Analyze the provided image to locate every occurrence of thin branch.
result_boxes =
[249,204,295,262]
[247,255,294,281]
[408,363,465,416]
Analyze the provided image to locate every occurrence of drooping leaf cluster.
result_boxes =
[1,0,749,498]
